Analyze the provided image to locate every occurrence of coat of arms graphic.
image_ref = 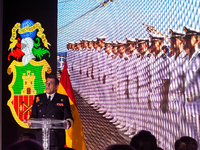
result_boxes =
[7,19,52,128]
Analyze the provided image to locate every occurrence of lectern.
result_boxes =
[27,118,66,150]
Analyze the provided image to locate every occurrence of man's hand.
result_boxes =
[148,98,152,109]
[91,73,94,79]
[160,99,169,113]
[64,120,70,130]
[26,120,32,127]
[137,95,139,103]
[102,75,106,84]
[161,79,170,113]
[124,89,129,99]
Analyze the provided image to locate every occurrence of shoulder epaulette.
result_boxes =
[124,57,128,60]
[147,53,151,58]
[162,54,166,59]
[137,54,140,58]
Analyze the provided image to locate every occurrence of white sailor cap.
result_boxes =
[137,38,149,44]
[184,26,200,36]
[169,29,184,38]
[149,33,164,41]
[97,36,106,41]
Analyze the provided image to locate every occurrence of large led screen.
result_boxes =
[58,0,200,149]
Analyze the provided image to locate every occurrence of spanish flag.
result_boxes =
[57,61,86,150]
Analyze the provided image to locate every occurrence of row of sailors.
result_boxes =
[66,27,200,149]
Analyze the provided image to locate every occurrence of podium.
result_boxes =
[27,118,67,150]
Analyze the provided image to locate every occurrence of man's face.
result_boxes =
[83,42,88,48]
[184,36,194,50]
[67,44,70,50]
[119,46,125,54]
[191,35,197,47]
[198,35,200,45]
[184,35,198,51]
[106,45,112,54]
[112,46,118,54]
[155,41,160,52]
[77,43,81,50]
[128,44,135,52]
[175,38,182,53]
[139,43,147,54]
[94,43,99,50]
[45,78,58,95]
[75,45,78,50]
[98,40,102,47]
[71,45,75,50]
[88,42,93,49]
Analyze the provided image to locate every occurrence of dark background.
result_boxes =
[2,0,57,149]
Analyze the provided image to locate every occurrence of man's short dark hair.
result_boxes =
[105,144,136,150]
[175,136,198,150]
[46,75,59,85]
[5,139,43,150]
[130,130,157,150]
[20,132,36,141]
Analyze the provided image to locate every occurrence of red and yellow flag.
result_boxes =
[57,61,86,150]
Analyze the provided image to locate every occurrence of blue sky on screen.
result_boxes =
[57,0,200,53]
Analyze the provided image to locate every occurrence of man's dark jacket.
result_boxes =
[30,93,73,146]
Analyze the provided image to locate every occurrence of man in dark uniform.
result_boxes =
[30,75,74,150]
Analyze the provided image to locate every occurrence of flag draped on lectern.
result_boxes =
[57,61,86,150]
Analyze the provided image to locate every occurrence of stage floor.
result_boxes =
[74,91,130,150]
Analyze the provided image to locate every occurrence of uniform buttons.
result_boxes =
[52,115,54,117]
[43,115,45,117]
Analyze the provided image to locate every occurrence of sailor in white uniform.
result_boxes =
[149,34,170,148]
[167,29,186,148]
[183,26,200,144]
[95,36,108,114]
[109,42,119,123]
[66,42,72,76]
[123,38,140,135]
[74,41,82,92]
[80,40,89,99]
[102,42,116,119]
[90,40,101,109]
[114,41,128,129]
[87,40,96,104]
[72,42,79,91]
[136,38,154,134]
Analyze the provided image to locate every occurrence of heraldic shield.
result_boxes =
[7,19,52,128]
[7,59,51,128]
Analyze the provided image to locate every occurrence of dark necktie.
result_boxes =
[48,96,51,103]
